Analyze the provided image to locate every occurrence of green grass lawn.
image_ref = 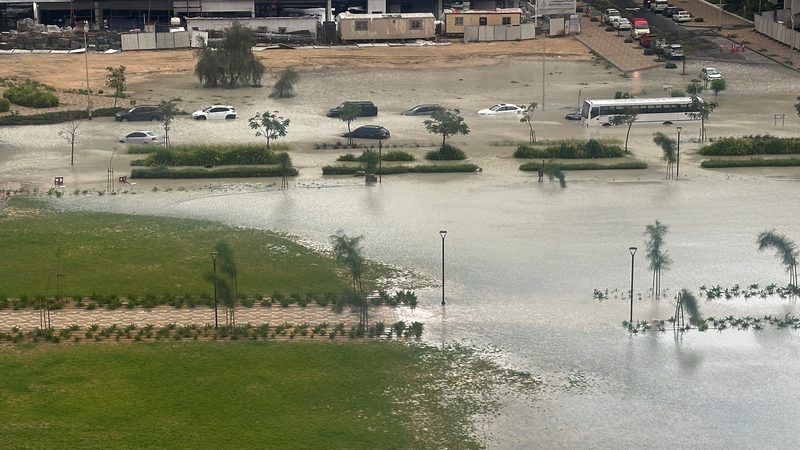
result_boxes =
[0,342,481,448]
[0,199,350,298]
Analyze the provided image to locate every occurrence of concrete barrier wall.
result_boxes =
[156,32,174,49]
[464,24,535,42]
[120,31,193,51]
[173,31,191,48]
[120,33,139,51]
[137,33,157,50]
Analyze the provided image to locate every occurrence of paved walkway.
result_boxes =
[0,303,408,331]
[575,16,664,72]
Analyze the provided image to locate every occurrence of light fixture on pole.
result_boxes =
[676,127,682,178]
[440,230,447,306]
[629,247,637,324]
[211,251,219,329]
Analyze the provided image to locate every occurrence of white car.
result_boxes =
[673,11,692,22]
[191,105,237,120]
[603,8,621,25]
[700,67,722,81]
[664,44,684,59]
[119,130,163,145]
[477,103,524,115]
[615,18,631,30]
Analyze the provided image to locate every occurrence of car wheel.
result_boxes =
[121,117,129,123]
[197,116,207,120]
[226,115,236,120]
[663,121,673,125]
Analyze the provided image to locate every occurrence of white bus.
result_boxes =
[580,97,701,127]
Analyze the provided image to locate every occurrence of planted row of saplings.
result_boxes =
[624,314,800,333]
[0,320,425,344]
[515,139,626,159]
[0,290,419,311]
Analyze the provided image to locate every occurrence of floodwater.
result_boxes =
[4,56,800,448]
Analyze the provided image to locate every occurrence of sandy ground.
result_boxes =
[0,38,589,92]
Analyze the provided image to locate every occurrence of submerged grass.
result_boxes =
[700,158,800,168]
[519,161,647,171]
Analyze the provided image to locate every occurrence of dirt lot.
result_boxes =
[0,38,590,92]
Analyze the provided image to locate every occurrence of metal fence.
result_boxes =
[755,11,800,50]
[463,23,536,42]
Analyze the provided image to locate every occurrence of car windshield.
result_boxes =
[707,68,719,75]
[635,23,648,29]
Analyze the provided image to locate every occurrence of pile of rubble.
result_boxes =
[0,18,121,51]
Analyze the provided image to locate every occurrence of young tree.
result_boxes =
[608,108,638,152]
[269,69,299,98]
[541,161,566,188]
[678,289,703,328]
[688,97,718,142]
[57,116,81,166]
[652,132,676,179]
[710,79,727,96]
[519,102,538,143]
[756,230,798,286]
[158,100,179,147]
[248,111,290,149]
[194,22,265,88]
[276,152,292,189]
[203,241,238,327]
[330,231,368,332]
[645,220,672,298]
[339,103,360,147]
[686,81,703,96]
[105,65,126,107]
[424,107,470,148]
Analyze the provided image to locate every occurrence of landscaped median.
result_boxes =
[519,161,648,171]
[128,143,296,179]
[0,107,126,125]
[322,163,480,175]
[699,136,800,168]
[514,139,646,171]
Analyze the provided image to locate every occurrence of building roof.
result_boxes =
[443,8,523,15]
[337,12,436,20]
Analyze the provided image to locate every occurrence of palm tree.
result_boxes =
[688,96,718,142]
[652,132,676,179]
[277,152,292,189]
[645,220,672,298]
[214,241,238,325]
[679,289,703,328]
[330,231,368,331]
[519,102,538,143]
[608,108,638,152]
[541,161,566,187]
[756,230,798,286]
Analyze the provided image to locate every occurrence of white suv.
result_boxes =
[192,105,237,120]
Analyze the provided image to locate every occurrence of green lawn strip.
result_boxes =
[698,136,800,156]
[701,158,800,168]
[0,200,347,297]
[519,161,647,171]
[130,166,298,179]
[322,163,479,175]
[0,342,485,448]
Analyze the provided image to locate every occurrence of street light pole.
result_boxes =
[440,230,447,306]
[629,247,637,324]
[676,127,682,178]
[211,251,219,329]
[378,137,382,184]
[84,23,92,120]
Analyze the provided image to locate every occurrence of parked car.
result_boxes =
[662,6,679,17]
[342,125,390,139]
[477,103,524,115]
[327,101,378,118]
[701,67,723,81]
[564,110,582,121]
[649,0,668,12]
[119,130,162,144]
[115,105,162,122]
[615,18,631,30]
[673,10,692,22]
[401,104,441,116]
[631,18,650,38]
[664,43,684,59]
[602,8,621,25]
[192,105,237,120]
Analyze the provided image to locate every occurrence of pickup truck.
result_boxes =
[603,8,622,25]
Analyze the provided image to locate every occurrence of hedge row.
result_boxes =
[700,158,800,168]
[515,139,626,159]
[131,144,286,167]
[3,82,58,108]
[698,136,800,156]
[322,164,480,175]
[130,166,298,179]
[426,144,467,160]
[337,150,415,162]
[0,107,125,126]
[519,161,647,171]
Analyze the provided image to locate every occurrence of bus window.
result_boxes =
[590,107,599,118]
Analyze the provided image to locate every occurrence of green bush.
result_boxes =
[3,82,59,108]
[665,62,677,69]
[336,150,414,162]
[0,98,10,112]
[0,107,124,126]
[643,48,654,55]
[425,144,466,161]
[135,144,287,167]
[701,158,800,168]
[322,164,479,175]
[519,161,646,171]
[670,90,686,97]
[514,139,625,159]
[698,136,800,156]
[382,150,415,161]
[130,166,298,179]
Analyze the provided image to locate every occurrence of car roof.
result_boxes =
[413,104,438,108]
[359,125,385,128]
[127,130,157,134]
[493,103,518,107]
[207,104,234,108]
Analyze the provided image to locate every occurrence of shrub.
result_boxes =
[138,144,286,167]
[624,38,633,43]
[694,17,704,22]
[670,90,686,97]
[520,161,647,171]
[701,158,800,168]
[0,107,124,126]
[3,81,59,108]
[130,166,298,179]
[514,139,625,159]
[698,136,800,156]
[382,150,415,161]
[643,48,654,55]
[0,98,9,112]
[425,144,466,161]
[322,163,479,175]
[336,149,414,162]
[665,62,677,69]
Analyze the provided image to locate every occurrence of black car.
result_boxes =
[401,104,441,116]
[115,105,162,122]
[662,6,679,18]
[342,125,390,139]
[327,101,378,118]
[564,110,582,121]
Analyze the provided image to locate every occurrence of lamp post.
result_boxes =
[378,137,382,184]
[676,126,682,178]
[211,251,219,329]
[629,247,637,324]
[440,230,447,306]
[84,22,92,120]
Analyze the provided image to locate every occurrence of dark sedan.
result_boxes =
[115,105,162,122]
[401,104,440,116]
[342,125,390,139]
